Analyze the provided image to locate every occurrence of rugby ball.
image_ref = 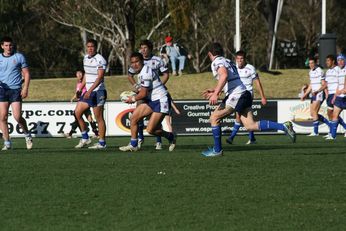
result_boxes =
[120,91,136,103]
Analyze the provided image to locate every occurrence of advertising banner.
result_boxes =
[6,99,345,137]
[172,100,278,135]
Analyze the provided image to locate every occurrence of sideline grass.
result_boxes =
[28,69,309,101]
[1,135,346,230]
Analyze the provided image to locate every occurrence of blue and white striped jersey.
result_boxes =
[211,56,246,97]
[83,54,107,91]
[139,64,167,101]
[237,63,258,95]
[309,66,324,92]
[325,66,340,94]
[337,65,346,98]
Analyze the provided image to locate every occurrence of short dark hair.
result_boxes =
[326,54,336,62]
[86,39,97,48]
[308,56,316,62]
[208,42,224,56]
[1,36,13,44]
[235,50,246,58]
[140,39,153,51]
[130,52,144,62]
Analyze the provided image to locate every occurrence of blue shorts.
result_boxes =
[310,91,325,103]
[231,91,253,113]
[326,94,335,109]
[334,97,346,109]
[80,89,107,107]
[148,95,171,114]
[0,88,22,103]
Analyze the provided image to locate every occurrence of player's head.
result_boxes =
[235,50,246,67]
[1,36,14,55]
[337,54,346,68]
[130,52,144,73]
[325,54,336,68]
[308,56,317,69]
[140,39,153,58]
[76,70,85,81]
[208,42,224,60]
[86,39,97,57]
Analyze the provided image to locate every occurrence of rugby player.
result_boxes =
[127,39,169,150]
[201,42,295,157]
[119,52,176,152]
[74,39,107,149]
[0,36,33,150]
[328,54,346,139]
[226,50,267,145]
[300,57,329,136]
[323,54,346,139]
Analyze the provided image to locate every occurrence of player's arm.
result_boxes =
[253,77,267,105]
[125,87,149,104]
[21,67,30,99]
[208,66,227,105]
[171,100,181,115]
[301,84,312,100]
[314,79,327,95]
[160,71,169,85]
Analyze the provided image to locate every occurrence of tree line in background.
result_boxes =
[1,0,346,78]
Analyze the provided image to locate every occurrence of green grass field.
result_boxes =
[28,69,309,101]
[1,135,346,230]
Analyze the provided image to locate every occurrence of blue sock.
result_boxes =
[81,131,89,140]
[330,120,338,138]
[138,121,144,140]
[212,126,222,152]
[156,136,162,143]
[98,139,106,146]
[248,131,256,142]
[338,116,346,129]
[130,138,138,147]
[259,120,285,131]
[318,114,329,126]
[229,122,241,141]
[313,120,319,134]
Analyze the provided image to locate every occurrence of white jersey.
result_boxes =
[309,66,324,92]
[237,63,258,95]
[211,56,246,97]
[83,54,107,91]
[325,66,340,94]
[337,65,346,98]
[139,65,167,101]
[128,55,168,84]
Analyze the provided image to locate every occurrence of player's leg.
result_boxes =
[203,105,234,155]
[309,100,322,136]
[119,103,153,151]
[328,97,346,139]
[90,105,106,148]
[136,100,146,148]
[74,101,91,148]
[226,112,241,144]
[0,101,11,150]
[84,109,98,137]
[177,56,186,75]
[329,107,342,139]
[240,108,296,143]
[11,101,33,149]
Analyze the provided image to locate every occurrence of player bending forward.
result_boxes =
[119,52,177,152]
